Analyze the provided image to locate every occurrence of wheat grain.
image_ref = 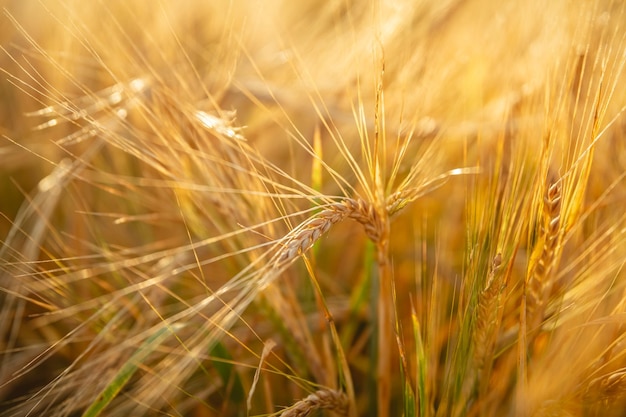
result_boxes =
[279,389,349,417]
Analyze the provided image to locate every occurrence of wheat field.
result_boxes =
[1,1,626,416]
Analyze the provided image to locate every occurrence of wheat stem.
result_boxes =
[376,237,392,417]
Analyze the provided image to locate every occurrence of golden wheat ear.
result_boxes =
[525,181,562,334]
[278,389,349,417]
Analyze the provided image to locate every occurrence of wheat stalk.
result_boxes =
[279,389,349,417]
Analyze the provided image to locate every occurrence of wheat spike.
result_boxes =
[526,182,562,328]
[274,198,381,268]
[474,253,504,371]
[279,389,349,417]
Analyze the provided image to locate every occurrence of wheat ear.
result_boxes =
[274,198,381,268]
[526,182,562,329]
[279,389,349,417]
[474,252,504,372]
